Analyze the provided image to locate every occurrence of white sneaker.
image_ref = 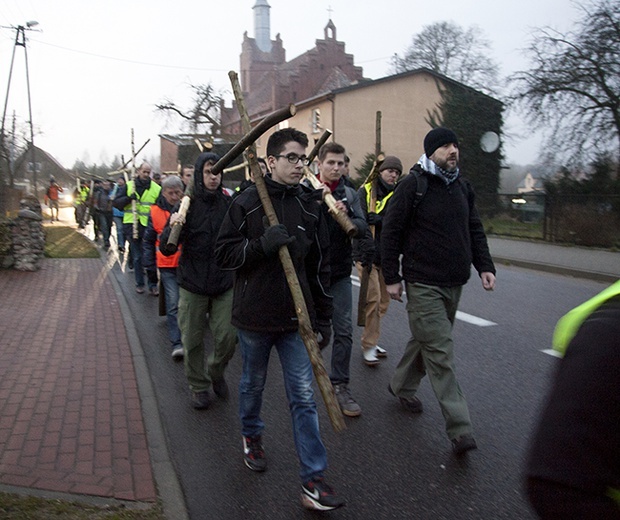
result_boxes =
[171,346,184,361]
[375,345,387,358]
[363,347,380,366]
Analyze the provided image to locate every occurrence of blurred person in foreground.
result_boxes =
[526,280,620,519]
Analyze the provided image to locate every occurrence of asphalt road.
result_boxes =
[109,251,607,520]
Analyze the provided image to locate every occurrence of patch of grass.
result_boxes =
[0,492,165,519]
[44,226,100,258]
[482,217,543,239]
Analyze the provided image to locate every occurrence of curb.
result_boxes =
[493,256,618,284]
[108,257,189,520]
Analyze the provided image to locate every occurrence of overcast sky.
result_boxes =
[0,0,577,170]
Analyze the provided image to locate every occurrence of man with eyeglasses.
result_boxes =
[215,128,345,511]
[315,142,368,417]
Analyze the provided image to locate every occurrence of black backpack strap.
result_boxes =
[411,170,427,211]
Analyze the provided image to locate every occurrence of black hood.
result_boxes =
[193,152,221,197]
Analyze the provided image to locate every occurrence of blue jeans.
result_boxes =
[125,223,157,289]
[113,215,125,249]
[98,211,113,248]
[159,268,181,350]
[329,276,353,385]
[238,329,327,481]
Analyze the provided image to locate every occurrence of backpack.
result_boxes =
[411,170,428,213]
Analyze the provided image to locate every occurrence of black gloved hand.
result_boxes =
[129,192,138,200]
[260,224,296,256]
[361,256,374,272]
[315,319,332,349]
[367,212,382,226]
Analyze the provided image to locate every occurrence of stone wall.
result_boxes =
[0,196,45,271]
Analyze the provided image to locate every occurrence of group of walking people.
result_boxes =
[109,126,496,511]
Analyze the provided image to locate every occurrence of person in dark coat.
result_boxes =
[381,127,496,455]
[215,128,344,511]
[160,152,236,410]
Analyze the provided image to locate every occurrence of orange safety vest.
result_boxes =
[150,205,181,268]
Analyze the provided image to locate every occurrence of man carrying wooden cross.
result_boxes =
[315,142,368,417]
[215,128,345,511]
[113,162,161,294]
[353,155,403,366]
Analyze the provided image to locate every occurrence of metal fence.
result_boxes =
[476,192,620,249]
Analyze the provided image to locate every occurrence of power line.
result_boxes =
[29,36,391,75]
[31,38,230,72]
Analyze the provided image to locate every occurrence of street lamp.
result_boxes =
[0,21,39,194]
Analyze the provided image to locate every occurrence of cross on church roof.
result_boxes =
[327,5,333,19]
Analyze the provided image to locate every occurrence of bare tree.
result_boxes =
[510,0,620,168]
[391,21,500,95]
[155,82,223,135]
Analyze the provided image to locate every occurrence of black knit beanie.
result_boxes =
[379,155,403,174]
[424,127,459,158]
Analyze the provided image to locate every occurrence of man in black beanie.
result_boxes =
[381,127,496,455]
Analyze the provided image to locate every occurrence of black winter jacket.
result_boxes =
[319,177,368,282]
[381,164,495,287]
[215,175,332,332]
[160,152,233,296]
[352,176,395,267]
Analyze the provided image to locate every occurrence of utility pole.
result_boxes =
[0,21,39,194]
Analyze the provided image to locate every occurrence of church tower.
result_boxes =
[253,0,271,52]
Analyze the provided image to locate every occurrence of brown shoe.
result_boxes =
[149,286,159,297]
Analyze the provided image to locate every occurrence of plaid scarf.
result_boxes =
[418,154,460,185]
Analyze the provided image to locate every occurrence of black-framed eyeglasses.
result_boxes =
[273,153,307,164]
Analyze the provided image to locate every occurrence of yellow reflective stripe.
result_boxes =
[553,279,620,355]
[364,183,394,214]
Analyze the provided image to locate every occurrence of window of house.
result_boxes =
[311,109,321,134]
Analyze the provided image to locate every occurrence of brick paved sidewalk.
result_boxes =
[0,258,157,502]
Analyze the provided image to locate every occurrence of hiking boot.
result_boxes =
[451,434,477,455]
[375,345,387,358]
[363,347,380,366]
[171,347,184,361]
[301,477,346,511]
[212,378,229,399]
[333,383,361,417]
[243,435,267,472]
[191,390,211,410]
[388,384,423,413]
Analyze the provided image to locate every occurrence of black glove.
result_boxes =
[315,319,332,349]
[260,224,296,256]
[367,212,382,226]
[129,192,138,200]
[361,255,374,272]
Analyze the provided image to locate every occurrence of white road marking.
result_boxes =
[455,311,497,327]
[350,275,497,327]
[542,349,563,358]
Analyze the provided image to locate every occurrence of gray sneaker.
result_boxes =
[333,383,361,417]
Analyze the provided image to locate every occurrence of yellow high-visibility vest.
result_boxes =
[123,181,161,227]
[553,279,620,356]
[364,183,394,214]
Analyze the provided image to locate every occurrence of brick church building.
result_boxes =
[220,0,365,135]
